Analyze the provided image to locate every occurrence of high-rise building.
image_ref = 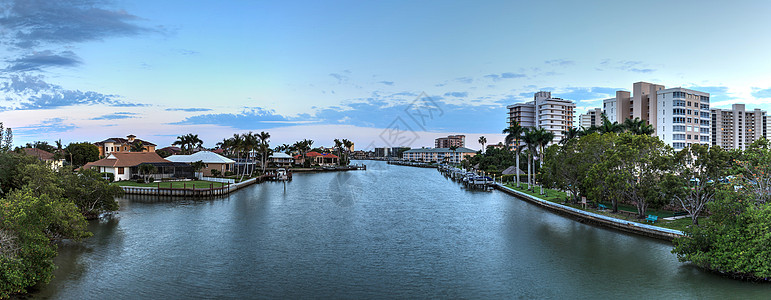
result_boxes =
[579,108,603,128]
[602,82,711,150]
[655,87,711,150]
[711,104,767,150]
[767,115,771,141]
[507,91,576,145]
[435,135,465,148]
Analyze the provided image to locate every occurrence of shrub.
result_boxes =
[210,169,221,177]
[224,171,234,176]
[100,172,114,182]
[148,177,154,183]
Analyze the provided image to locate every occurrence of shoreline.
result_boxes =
[493,183,684,241]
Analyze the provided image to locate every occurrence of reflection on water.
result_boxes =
[32,161,771,299]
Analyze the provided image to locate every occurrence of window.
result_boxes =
[673,134,686,140]
[673,142,686,149]
[700,95,710,102]
[700,128,710,134]
[701,136,710,142]
[118,167,124,175]
[701,104,709,110]
[673,125,686,132]
[673,100,686,107]
[673,91,686,98]
[701,112,710,118]
[673,108,686,115]
[701,120,710,126]
[673,117,686,123]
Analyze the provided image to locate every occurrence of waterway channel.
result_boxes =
[32,160,770,298]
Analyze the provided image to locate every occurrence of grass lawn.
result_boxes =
[115,180,226,189]
[501,182,706,231]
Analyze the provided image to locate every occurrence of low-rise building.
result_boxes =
[94,134,157,157]
[22,148,65,170]
[293,151,339,166]
[402,147,476,164]
[166,151,235,176]
[268,153,294,168]
[82,152,173,181]
[578,108,603,128]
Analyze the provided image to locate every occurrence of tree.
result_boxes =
[155,149,171,158]
[521,128,540,190]
[560,127,580,144]
[137,163,157,183]
[0,188,91,297]
[0,122,12,153]
[448,145,459,165]
[190,160,206,177]
[24,141,57,153]
[598,133,672,218]
[598,114,623,134]
[664,144,730,225]
[535,128,554,195]
[64,142,99,168]
[60,169,123,219]
[478,136,487,153]
[130,141,146,152]
[173,134,203,155]
[623,117,654,135]
[503,121,525,188]
[342,139,353,165]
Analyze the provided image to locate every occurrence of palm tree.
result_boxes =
[257,131,271,173]
[503,121,525,188]
[448,145,459,165]
[342,139,353,165]
[521,128,540,191]
[536,128,554,195]
[334,139,343,166]
[478,136,487,153]
[623,117,655,135]
[130,141,146,152]
[560,127,580,144]
[598,114,623,134]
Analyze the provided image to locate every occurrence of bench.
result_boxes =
[598,204,608,210]
[645,215,658,223]
[673,211,688,217]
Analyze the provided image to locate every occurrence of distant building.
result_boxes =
[579,108,603,128]
[402,147,476,164]
[293,151,338,166]
[603,98,618,123]
[268,153,294,168]
[374,147,389,158]
[435,135,465,148]
[507,91,576,146]
[94,134,157,157]
[22,148,64,170]
[711,104,767,150]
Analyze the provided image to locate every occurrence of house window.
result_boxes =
[118,167,124,175]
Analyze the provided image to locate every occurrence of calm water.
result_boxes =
[32,160,769,299]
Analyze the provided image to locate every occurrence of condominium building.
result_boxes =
[402,147,476,164]
[603,98,618,123]
[507,91,576,145]
[602,82,711,150]
[435,135,465,148]
[655,88,711,150]
[579,108,603,128]
[767,115,771,141]
[711,104,767,150]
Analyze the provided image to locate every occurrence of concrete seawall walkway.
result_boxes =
[494,183,684,241]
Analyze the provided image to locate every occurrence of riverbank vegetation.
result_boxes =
[0,127,123,298]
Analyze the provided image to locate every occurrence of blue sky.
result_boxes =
[2,0,771,150]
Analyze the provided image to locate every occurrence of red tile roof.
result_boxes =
[83,152,169,169]
[23,148,56,161]
[293,151,339,159]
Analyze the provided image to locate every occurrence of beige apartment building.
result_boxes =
[602,82,711,150]
[579,108,603,128]
[435,135,465,148]
[507,91,575,146]
[711,104,767,150]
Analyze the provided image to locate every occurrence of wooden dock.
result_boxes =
[120,175,266,197]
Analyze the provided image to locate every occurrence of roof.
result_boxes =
[94,137,157,147]
[501,165,525,175]
[165,151,235,164]
[83,152,169,168]
[403,147,476,154]
[23,148,56,161]
[293,151,339,159]
[159,146,182,152]
[270,153,293,159]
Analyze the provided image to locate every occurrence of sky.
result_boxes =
[2,0,771,151]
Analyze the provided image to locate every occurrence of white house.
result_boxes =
[166,151,235,176]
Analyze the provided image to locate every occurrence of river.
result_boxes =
[32,160,770,299]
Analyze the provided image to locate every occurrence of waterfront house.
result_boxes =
[294,151,339,166]
[81,152,173,181]
[402,147,476,164]
[22,148,65,170]
[94,134,157,157]
[268,152,294,168]
[165,151,235,176]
